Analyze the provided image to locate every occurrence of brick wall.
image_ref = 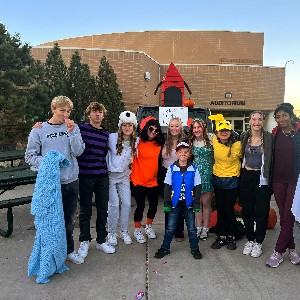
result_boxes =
[31,47,160,112]
[38,30,264,65]
[160,64,285,111]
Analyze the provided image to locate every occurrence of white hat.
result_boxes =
[118,111,137,128]
[175,142,190,151]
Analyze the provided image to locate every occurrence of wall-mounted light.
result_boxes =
[144,71,151,81]
[224,92,232,98]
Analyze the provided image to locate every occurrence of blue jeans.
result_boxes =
[162,204,199,251]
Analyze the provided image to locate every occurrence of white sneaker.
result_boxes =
[96,241,116,254]
[197,226,203,238]
[67,251,84,264]
[199,227,209,240]
[107,232,118,246]
[243,241,254,255]
[133,229,146,243]
[145,224,156,239]
[251,242,263,258]
[120,230,132,244]
[78,241,90,259]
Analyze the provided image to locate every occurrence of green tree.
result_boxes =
[67,50,95,122]
[0,22,36,143]
[25,60,51,122]
[95,56,124,132]
[45,43,68,100]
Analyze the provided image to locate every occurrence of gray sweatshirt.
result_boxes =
[25,122,85,184]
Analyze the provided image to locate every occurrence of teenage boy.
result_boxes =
[25,96,85,264]
[154,142,202,259]
[77,102,115,261]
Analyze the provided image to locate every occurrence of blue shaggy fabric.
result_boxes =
[28,150,71,284]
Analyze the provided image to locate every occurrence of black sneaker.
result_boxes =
[227,236,237,250]
[211,237,228,249]
[191,249,202,259]
[154,247,170,259]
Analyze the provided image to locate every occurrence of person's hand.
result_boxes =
[193,208,200,213]
[164,206,171,213]
[65,117,75,132]
[32,122,42,129]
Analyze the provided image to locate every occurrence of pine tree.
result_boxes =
[0,22,36,143]
[95,56,124,132]
[67,50,95,122]
[45,43,68,100]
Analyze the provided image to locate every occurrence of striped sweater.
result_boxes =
[77,123,109,175]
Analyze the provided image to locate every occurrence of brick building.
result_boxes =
[31,30,284,132]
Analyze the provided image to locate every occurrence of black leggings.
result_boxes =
[133,185,159,222]
[214,187,239,237]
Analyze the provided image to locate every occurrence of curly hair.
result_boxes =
[116,124,137,157]
[165,117,185,156]
[139,119,165,146]
[187,119,210,147]
[274,102,295,119]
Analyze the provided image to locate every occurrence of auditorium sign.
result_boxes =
[210,100,245,106]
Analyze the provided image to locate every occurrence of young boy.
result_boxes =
[154,142,202,259]
[25,96,85,264]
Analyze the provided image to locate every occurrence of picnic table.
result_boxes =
[0,149,37,237]
[0,149,26,167]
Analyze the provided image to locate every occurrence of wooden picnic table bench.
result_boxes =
[0,149,26,167]
[0,164,36,237]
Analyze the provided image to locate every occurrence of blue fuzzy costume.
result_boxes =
[28,150,70,284]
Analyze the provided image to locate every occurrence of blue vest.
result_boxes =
[170,164,197,208]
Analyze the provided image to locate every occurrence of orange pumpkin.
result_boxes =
[183,99,195,107]
[267,208,277,229]
[208,210,217,228]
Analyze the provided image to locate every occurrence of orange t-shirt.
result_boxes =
[130,140,161,187]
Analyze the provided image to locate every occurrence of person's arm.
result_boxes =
[193,168,202,210]
[69,124,85,157]
[25,129,43,168]
[163,166,173,212]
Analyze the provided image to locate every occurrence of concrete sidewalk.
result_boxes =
[0,184,299,300]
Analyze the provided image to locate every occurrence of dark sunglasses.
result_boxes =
[148,126,159,134]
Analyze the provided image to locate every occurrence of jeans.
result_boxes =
[240,169,271,243]
[162,204,199,251]
[133,185,159,222]
[79,173,109,244]
[61,180,79,254]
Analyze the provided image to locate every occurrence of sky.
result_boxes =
[1,0,299,110]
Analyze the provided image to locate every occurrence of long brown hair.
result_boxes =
[116,124,137,157]
[247,110,265,154]
[188,119,210,147]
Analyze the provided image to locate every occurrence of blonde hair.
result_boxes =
[165,117,185,156]
[247,110,265,154]
[51,96,73,110]
[85,102,107,117]
[116,125,137,156]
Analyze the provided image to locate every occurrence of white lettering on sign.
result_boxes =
[159,107,189,126]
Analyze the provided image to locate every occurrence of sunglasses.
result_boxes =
[148,126,159,134]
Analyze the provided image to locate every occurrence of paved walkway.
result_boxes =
[0,184,299,300]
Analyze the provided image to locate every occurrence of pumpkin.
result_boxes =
[183,99,195,107]
[267,208,277,229]
[208,210,217,228]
